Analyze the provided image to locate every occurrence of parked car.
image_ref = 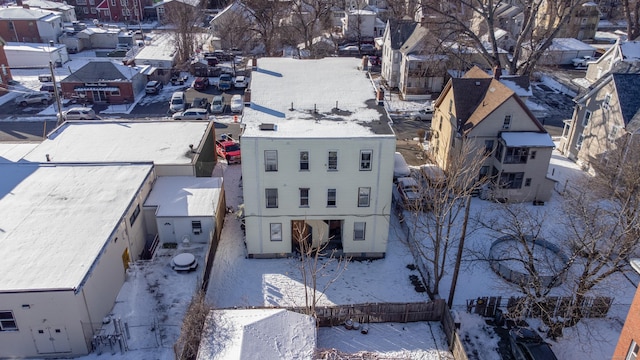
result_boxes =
[210,95,224,114]
[572,55,593,67]
[38,74,52,82]
[116,43,131,50]
[394,177,422,209]
[508,327,558,360]
[145,80,163,94]
[393,152,411,181]
[230,94,243,113]
[60,107,97,120]
[39,83,60,93]
[171,74,187,85]
[191,97,210,110]
[193,77,208,91]
[169,91,186,113]
[218,74,232,91]
[216,138,242,164]
[14,92,52,106]
[233,76,248,89]
[107,49,128,57]
[172,108,209,120]
[410,108,434,122]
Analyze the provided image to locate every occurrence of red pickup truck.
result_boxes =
[215,138,241,164]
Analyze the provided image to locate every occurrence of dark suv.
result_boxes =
[145,80,163,94]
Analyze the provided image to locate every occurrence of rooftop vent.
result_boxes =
[475,81,480,86]
[259,123,277,131]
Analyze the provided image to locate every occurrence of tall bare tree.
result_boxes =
[421,0,589,75]
[292,221,349,319]
[243,0,289,55]
[285,0,335,57]
[622,0,640,41]
[401,140,489,299]
[169,0,205,68]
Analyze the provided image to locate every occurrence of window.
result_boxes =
[0,311,17,331]
[525,178,531,187]
[603,93,612,109]
[76,0,86,4]
[299,188,309,207]
[110,0,116,5]
[354,222,366,241]
[265,188,278,208]
[265,150,278,171]
[479,166,490,180]
[502,147,529,164]
[582,110,592,127]
[110,88,120,96]
[124,8,131,16]
[8,21,13,30]
[576,134,584,150]
[299,151,309,170]
[627,341,639,360]
[328,151,338,170]
[449,99,453,113]
[129,204,140,226]
[360,150,372,171]
[270,223,282,241]
[503,115,512,129]
[499,172,524,189]
[609,125,620,142]
[192,221,202,234]
[83,7,88,13]
[530,151,536,160]
[91,7,97,13]
[358,187,370,207]
[484,140,494,155]
[327,189,336,206]
[120,0,127,5]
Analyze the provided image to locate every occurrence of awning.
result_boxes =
[75,87,120,92]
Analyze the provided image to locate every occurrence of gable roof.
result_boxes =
[385,18,418,50]
[0,6,60,20]
[399,25,430,55]
[436,66,543,134]
[611,73,640,130]
[62,61,140,82]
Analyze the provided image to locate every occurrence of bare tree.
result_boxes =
[169,1,205,68]
[212,6,255,51]
[401,140,489,299]
[622,0,640,41]
[292,221,350,319]
[285,0,335,57]
[175,290,213,360]
[243,0,289,55]
[421,0,589,75]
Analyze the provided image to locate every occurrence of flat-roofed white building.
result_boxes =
[241,57,395,259]
[22,120,218,177]
[0,162,155,358]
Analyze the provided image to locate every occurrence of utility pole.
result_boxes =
[49,61,64,128]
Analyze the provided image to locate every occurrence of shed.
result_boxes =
[526,38,596,65]
[143,176,226,245]
[4,42,68,68]
[197,309,316,360]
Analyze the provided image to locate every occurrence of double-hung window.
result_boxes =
[328,151,338,170]
[0,311,17,331]
[360,150,372,171]
[358,187,370,207]
[265,188,278,208]
[300,151,309,170]
[270,223,282,241]
[265,150,278,171]
[354,222,366,241]
[300,188,309,207]
[327,189,336,206]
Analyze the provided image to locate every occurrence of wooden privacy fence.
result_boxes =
[466,295,613,319]
[290,300,447,327]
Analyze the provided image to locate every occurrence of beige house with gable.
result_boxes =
[431,67,555,203]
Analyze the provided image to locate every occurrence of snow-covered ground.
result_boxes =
[2,53,635,359]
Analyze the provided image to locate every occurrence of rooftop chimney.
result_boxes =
[493,65,502,80]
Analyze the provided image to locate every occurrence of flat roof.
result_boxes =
[134,33,176,63]
[241,57,393,138]
[0,163,153,292]
[22,121,210,165]
[501,132,555,147]
[144,176,223,217]
[0,143,39,163]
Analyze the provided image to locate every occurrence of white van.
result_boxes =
[169,91,186,113]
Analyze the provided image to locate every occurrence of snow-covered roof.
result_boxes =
[0,6,60,20]
[24,0,74,11]
[549,38,597,51]
[619,40,640,60]
[134,33,176,63]
[197,309,316,360]
[22,121,210,165]
[241,57,393,138]
[501,132,555,147]
[5,42,64,53]
[0,143,38,162]
[144,176,223,217]
[0,163,153,292]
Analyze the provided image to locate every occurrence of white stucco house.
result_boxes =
[342,10,378,39]
[0,162,155,358]
[240,57,395,259]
